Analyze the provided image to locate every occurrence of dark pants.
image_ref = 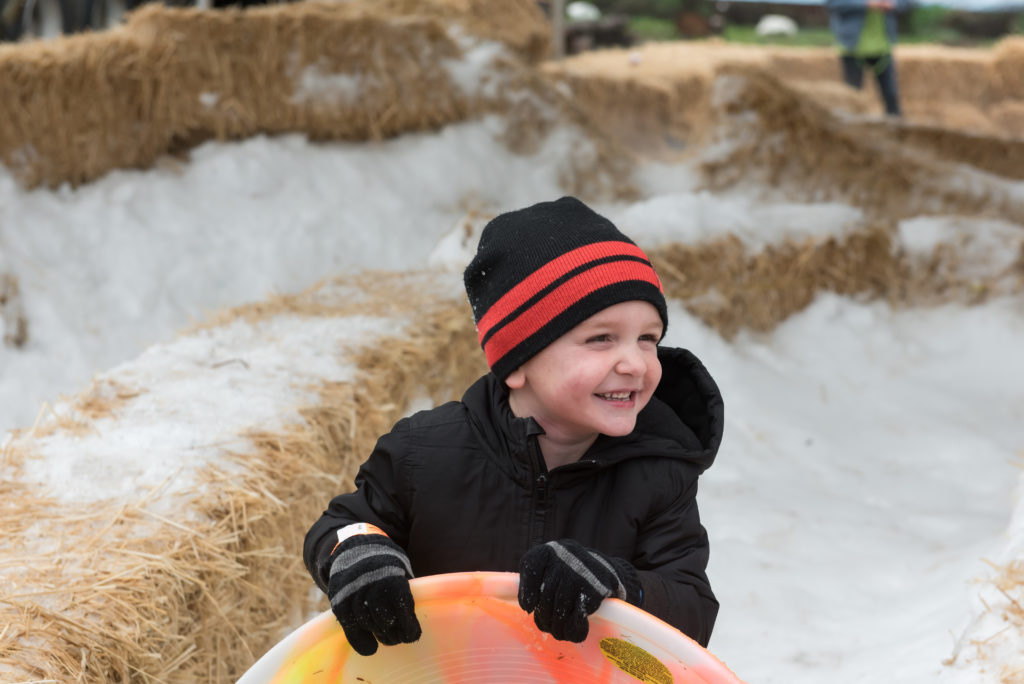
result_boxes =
[840,54,901,116]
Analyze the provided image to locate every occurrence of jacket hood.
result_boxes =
[462,345,723,475]
[644,346,724,473]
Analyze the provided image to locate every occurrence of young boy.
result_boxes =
[303,196,723,656]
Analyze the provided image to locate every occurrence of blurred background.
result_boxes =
[5,0,1022,51]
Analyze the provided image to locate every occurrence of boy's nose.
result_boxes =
[615,345,646,376]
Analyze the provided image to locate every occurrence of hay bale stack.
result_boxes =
[370,0,552,64]
[542,41,768,155]
[903,99,1001,134]
[786,78,876,116]
[990,99,1024,138]
[545,67,708,157]
[768,44,1004,110]
[653,216,1023,338]
[894,44,997,106]
[864,119,1024,178]
[650,225,898,338]
[991,35,1024,100]
[545,39,1022,155]
[0,30,181,187]
[701,65,1024,224]
[126,2,471,140]
[0,271,486,682]
[765,46,840,83]
[0,0,549,188]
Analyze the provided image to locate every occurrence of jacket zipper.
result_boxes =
[529,438,549,548]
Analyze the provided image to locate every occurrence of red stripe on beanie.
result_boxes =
[482,260,663,368]
[476,241,660,343]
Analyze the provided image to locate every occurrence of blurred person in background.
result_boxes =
[826,0,907,116]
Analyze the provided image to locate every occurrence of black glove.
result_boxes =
[326,533,421,656]
[518,539,642,643]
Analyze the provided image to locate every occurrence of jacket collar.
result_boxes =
[461,345,723,474]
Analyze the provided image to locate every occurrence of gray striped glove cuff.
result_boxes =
[326,534,421,656]
[518,539,642,643]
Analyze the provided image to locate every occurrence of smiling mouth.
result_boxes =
[596,391,636,402]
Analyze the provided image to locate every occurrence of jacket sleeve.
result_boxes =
[302,421,413,593]
[633,472,719,647]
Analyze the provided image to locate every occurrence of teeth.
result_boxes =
[599,392,632,401]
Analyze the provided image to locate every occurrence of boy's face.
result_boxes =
[506,300,664,445]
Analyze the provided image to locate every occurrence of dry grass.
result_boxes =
[546,37,1024,167]
[650,223,897,338]
[0,273,28,349]
[0,272,485,682]
[700,65,1024,224]
[0,0,549,189]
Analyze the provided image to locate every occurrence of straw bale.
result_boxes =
[543,40,768,155]
[0,30,180,188]
[488,65,640,200]
[860,116,1024,180]
[0,271,486,682]
[368,0,552,64]
[0,0,552,189]
[122,3,476,142]
[545,39,1019,165]
[700,65,1024,224]
[545,69,690,158]
[786,78,876,116]
[765,47,839,83]
[903,99,999,135]
[991,35,1024,101]
[651,213,1023,338]
[990,99,1024,139]
[4,16,1019,191]
[895,44,997,106]
[547,39,770,83]
[1,271,28,348]
[649,224,898,338]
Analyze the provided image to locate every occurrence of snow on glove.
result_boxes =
[326,529,421,656]
[518,539,642,643]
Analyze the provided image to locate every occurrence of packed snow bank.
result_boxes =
[0,118,588,433]
[686,294,1024,683]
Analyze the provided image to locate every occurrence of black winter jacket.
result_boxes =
[304,346,724,646]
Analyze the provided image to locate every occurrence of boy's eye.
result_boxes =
[586,334,612,344]
[639,334,660,343]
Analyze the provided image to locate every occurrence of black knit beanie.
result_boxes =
[464,196,668,381]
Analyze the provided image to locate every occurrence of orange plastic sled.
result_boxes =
[237,572,744,683]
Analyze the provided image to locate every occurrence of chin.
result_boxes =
[600,421,638,437]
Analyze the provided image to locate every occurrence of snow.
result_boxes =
[606,193,865,250]
[443,32,509,99]
[898,216,1024,279]
[17,314,406,511]
[680,294,1024,682]
[289,57,363,105]
[2,116,1023,681]
[0,117,584,432]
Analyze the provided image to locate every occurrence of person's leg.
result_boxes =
[872,54,905,115]
[840,55,865,89]
[871,54,902,116]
